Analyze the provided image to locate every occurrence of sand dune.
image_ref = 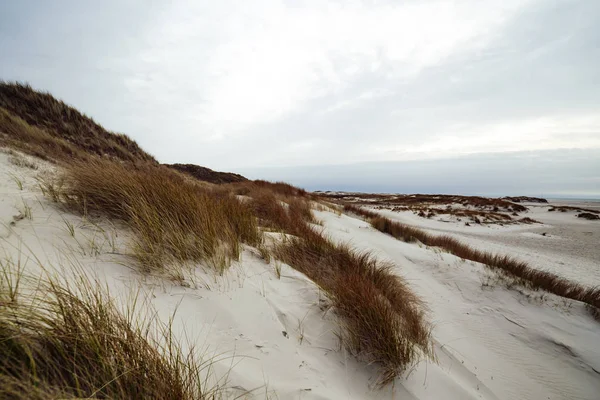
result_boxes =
[2,150,599,399]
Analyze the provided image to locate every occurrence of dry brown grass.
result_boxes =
[234,196,432,384]
[322,192,527,213]
[249,190,294,232]
[166,163,247,184]
[0,261,218,399]
[57,167,433,384]
[0,107,90,162]
[1,82,433,387]
[0,82,155,163]
[252,180,309,197]
[502,196,548,203]
[549,205,599,214]
[343,204,380,219]
[450,209,512,222]
[44,159,260,273]
[229,183,316,235]
[342,200,523,225]
[346,207,600,310]
[276,227,431,385]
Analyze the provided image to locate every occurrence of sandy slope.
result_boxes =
[1,150,599,399]
[317,210,600,399]
[369,205,600,287]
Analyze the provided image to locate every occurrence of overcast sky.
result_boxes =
[1,0,599,197]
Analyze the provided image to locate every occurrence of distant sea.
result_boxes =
[547,198,600,211]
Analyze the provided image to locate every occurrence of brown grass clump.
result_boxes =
[249,190,294,232]
[235,183,315,235]
[370,215,422,243]
[276,226,431,385]
[48,159,260,272]
[354,210,600,310]
[519,217,541,224]
[344,204,380,219]
[252,180,308,197]
[0,108,90,162]
[166,163,248,185]
[241,198,432,383]
[0,263,217,399]
[502,196,548,203]
[0,82,155,163]
[549,205,599,214]
[577,212,600,220]
[451,209,512,222]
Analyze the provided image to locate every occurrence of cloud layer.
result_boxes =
[1,0,599,195]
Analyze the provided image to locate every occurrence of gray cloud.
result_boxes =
[1,0,599,196]
[240,148,600,198]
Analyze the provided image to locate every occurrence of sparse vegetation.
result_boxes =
[343,205,600,311]
[519,217,541,224]
[18,199,32,220]
[237,196,431,384]
[577,212,599,221]
[8,172,23,190]
[549,205,599,214]
[321,192,527,212]
[322,192,536,225]
[502,196,548,203]
[220,188,433,383]
[8,153,37,169]
[252,180,309,198]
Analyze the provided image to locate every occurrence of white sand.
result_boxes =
[2,150,599,399]
[369,204,600,287]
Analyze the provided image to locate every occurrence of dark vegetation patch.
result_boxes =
[578,213,600,221]
[166,163,247,184]
[0,107,90,162]
[549,206,600,214]
[502,196,548,203]
[519,217,541,224]
[251,180,309,197]
[0,82,155,163]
